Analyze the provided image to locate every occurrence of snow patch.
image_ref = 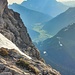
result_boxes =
[43,51,47,54]
[59,41,63,47]
[57,37,61,39]
[0,33,31,59]
[64,28,68,31]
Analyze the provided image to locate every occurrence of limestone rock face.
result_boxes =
[0,0,7,16]
[0,0,7,28]
[0,0,40,59]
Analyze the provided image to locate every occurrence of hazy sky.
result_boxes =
[57,0,75,7]
[7,0,75,6]
[7,0,25,4]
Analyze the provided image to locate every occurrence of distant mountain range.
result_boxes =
[9,0,69,41]
[9,3,51,29]
[9,3,51,40]
[37,23,75,75]
[43,7,75,36]
[21,0,68,17]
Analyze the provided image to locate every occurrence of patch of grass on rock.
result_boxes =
[28,65,40,75]
[0,47,9,57]
[16,58,29,68]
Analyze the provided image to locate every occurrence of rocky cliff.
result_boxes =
[0,0,61,75]
[0,0,40,59]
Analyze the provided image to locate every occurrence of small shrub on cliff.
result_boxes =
[16,58,29,68]
[28,65,40,75]
[41,58,45,63]
[0,47,9,56]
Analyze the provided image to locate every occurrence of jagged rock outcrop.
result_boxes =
[0,0,61,75]
[0,47,61,75]
[0,0,40,59]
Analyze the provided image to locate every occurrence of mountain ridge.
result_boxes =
[38,23,75,75]
[43,7,75,36]
[21,0,68,17]
[9,3,52,28]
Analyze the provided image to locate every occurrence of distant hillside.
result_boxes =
[9,3,51,29]
[21,0,68,17]
[39,23,75,75]
[43,7,75,36]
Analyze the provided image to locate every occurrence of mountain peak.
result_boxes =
[21,0,68,17]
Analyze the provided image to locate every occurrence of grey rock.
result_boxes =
[0,72,12,75]
[0,63,5,70]
[0,0,40,59]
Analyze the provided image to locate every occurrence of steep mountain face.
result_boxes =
[0,0,61,75]
[9,3,51,40]
[0,33,60,75]
[0,0,40,59]
[39,23,75,75]
[43,7,75,36]
[21,0,68,17]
